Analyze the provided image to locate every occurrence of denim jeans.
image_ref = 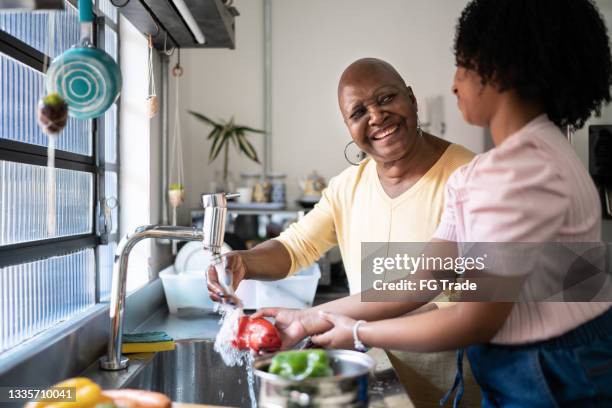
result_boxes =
[467,309,612,407]
[465,307,612,407]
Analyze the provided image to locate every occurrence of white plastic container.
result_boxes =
[253,263,321,309]
[160,263,321,313]
[159,266,214,313]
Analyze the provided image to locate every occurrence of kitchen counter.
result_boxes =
[85,308,413,407]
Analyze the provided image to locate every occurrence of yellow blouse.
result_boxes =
[276,143,475,294]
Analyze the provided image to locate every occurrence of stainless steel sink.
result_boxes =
[82,333,412,407]
[85,339,255,407]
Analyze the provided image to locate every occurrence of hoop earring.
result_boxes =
[344,140,367,166]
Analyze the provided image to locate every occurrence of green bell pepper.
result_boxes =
[268,349,333,380]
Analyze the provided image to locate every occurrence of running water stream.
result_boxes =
[46,134,57,236]
[213,303,258,408]
[43,15,58,238]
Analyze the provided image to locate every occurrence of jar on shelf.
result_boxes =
[267,173,287,203]
[238,172,260,204]
[253,176,271,203]
[240,172,260,189]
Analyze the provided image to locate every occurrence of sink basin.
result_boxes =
[82,333,411,407]
[86,339,255,407]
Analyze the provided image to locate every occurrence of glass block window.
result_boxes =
[97,242,116,301]
[104,25,118,61]
[0,53,92,155]
[0,0,121,356]
[0,161,93,245]
[98,0,118,23]
[0,249,95,354]
[0,2,79,59]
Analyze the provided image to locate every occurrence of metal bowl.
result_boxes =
[253,349,375,407]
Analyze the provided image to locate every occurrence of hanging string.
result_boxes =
[172,81,184,187]
[168,49,185,252]
[42,14,53,73]
[169,49,184,190]
[163,31,175,56]
[146,35,159,117]
[147,35,156,97]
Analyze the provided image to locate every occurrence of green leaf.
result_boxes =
[229,131,239,149]
[226,117,235,132]
[207,127,221,140]
[236,125,265,134]
[188,111,220,128]
[209,131,226,161]
[237,133,260,164]
[43,92,66,107]
[192,112,261,164]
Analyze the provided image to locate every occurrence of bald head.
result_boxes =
[338,58,407,97]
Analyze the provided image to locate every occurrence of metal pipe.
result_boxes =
[263,0,272,175]
[161,54,169,226]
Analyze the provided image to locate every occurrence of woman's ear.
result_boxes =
[406,86,418,107]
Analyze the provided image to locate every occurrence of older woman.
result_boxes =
[208,57,477,405]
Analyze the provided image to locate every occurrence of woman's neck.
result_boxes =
[489,92,544,146]
[375,134,447,197]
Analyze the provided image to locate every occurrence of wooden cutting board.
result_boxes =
[172,403,232,408]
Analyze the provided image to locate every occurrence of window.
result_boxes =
[0,1,120,354]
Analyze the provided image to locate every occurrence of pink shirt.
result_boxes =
[434,114,610,344]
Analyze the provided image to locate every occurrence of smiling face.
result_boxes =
[452,66,500,127]
[338,60,420,163]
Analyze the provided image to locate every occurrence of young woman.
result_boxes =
[256,0,612,406]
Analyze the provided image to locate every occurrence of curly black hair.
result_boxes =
[454,0,612,129]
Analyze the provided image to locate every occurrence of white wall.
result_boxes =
[120,16,170,291]
[170,0,264,225]
[271,0,480,201]
[173,0,478,220]
[173,0,612,237]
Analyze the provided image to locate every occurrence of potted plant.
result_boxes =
[168,183,185,208]
[188,111,264,189]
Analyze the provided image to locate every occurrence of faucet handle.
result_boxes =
[200,192,241,208]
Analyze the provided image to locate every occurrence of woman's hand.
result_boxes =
[206,252,247,303]
[251,308,309,350]
[311,311,358,349]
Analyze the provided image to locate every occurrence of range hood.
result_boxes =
[117,0,239,50]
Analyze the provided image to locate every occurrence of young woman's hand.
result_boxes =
[311,311,358,349]
[251,308,309,350]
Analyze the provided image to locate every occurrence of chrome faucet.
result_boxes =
[99,192,237,371]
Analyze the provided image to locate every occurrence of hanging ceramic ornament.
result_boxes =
[37,14,68,136]
[146,35,159,118]
[37,92,68,135]
[46,0,121,120]
[168,183,184,208]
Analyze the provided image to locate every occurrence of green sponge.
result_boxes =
[122,331,175,353]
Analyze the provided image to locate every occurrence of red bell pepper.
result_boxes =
[233,316,282,353]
